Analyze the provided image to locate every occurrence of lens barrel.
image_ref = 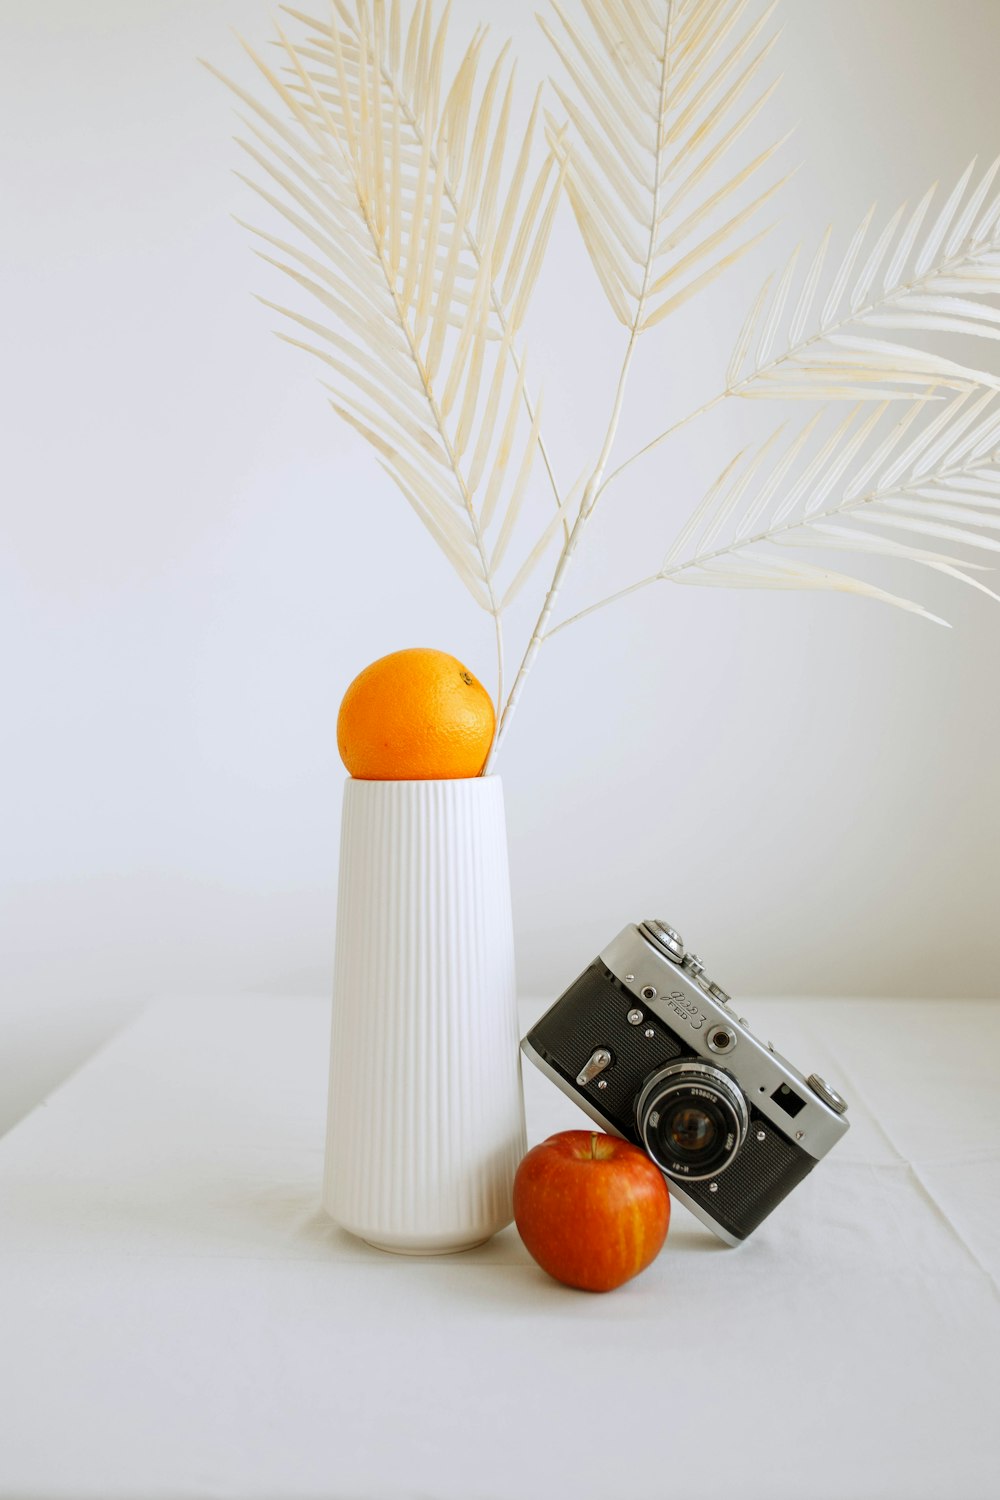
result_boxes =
[636,1061,749,1181]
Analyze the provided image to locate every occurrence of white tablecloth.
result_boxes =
[0,995,997,1500]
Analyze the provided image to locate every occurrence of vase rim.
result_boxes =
[342,773,501,787]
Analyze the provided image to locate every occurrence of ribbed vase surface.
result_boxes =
[323,776,526,1253]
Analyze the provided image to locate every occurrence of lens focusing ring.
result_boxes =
[636,1061,749,1182]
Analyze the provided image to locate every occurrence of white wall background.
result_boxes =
[3,0,1000,1132]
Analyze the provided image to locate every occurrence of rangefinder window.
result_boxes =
[771,1083,806,1118]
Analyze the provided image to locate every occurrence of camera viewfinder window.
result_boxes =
[771,1083,806,1118]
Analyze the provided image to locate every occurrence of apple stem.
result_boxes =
[590,1133,598,1159]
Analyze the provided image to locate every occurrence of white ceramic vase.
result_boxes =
[323,775,526,1254]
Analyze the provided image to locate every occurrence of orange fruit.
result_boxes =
[337,648,496,780]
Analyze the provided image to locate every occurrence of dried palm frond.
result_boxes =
[548,390,1000,634]
[731,157,1000,400]
[205,1,570,708]
[214,1,1000,769]
[490,0,790,755]
[593,155,1000,514]
[540,0,789,332]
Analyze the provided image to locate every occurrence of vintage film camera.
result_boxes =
[521,920,850,1244]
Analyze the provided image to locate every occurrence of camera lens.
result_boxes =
[636,1061,748,1182]
[654,1095,730,1172]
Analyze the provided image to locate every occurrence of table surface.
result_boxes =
[1,994,998,1500]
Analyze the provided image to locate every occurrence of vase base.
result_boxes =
[362,1233,492,1257]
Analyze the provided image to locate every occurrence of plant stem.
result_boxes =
[492,615,505,748]
[486,2,677,767]
[486,327,641,765]
[545,571,661,639]
[596,389,728,501]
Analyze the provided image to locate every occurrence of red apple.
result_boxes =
[513,1130,670,1292]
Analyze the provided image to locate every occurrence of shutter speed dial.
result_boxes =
[640,920,685,963]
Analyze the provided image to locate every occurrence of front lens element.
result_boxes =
[667,1104,717,1155]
